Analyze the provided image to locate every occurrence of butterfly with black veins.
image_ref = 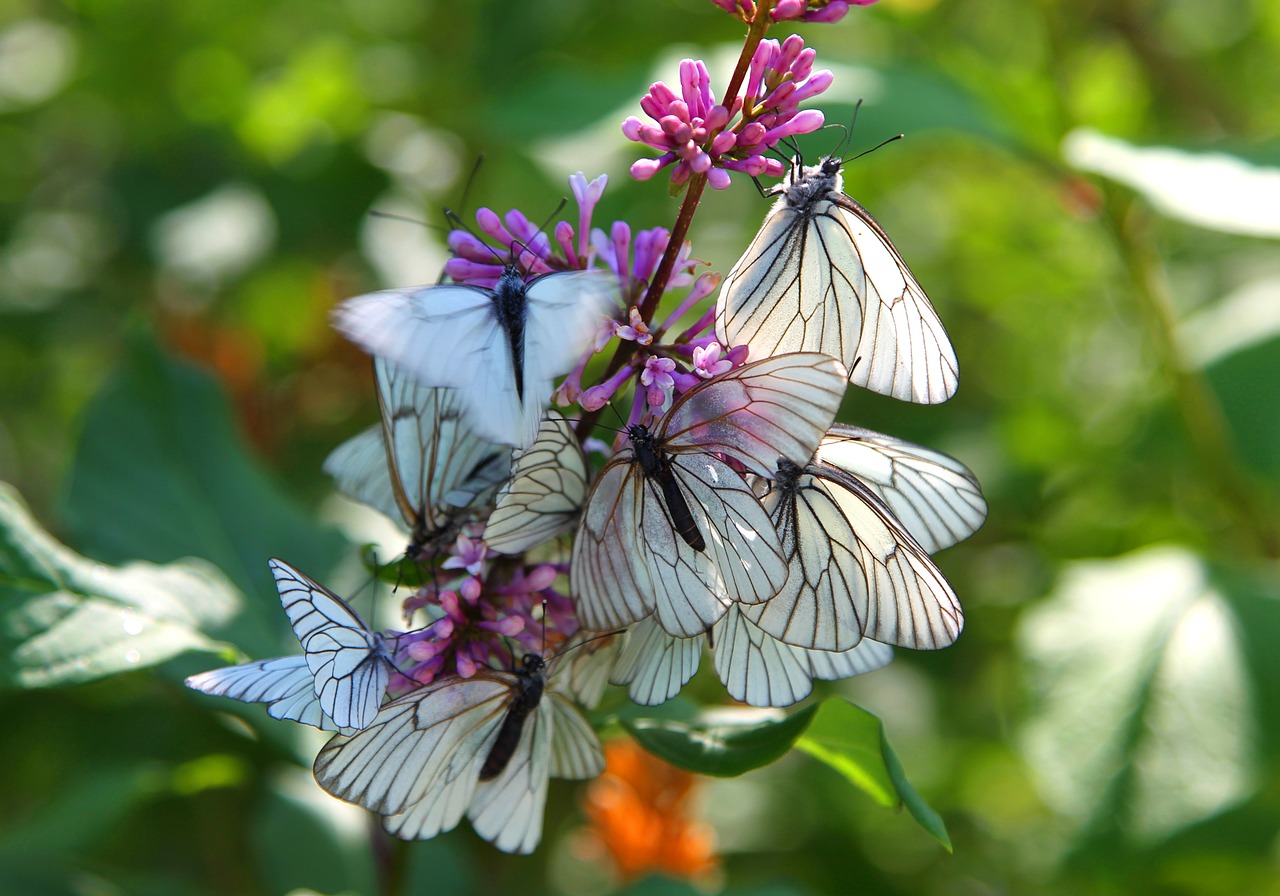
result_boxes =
[570,352,849,639]
[715,155,959,405]
[312,652,603,855]
[184,559,392,731]
[324,359,512,561]
[483,411,589,555]
[333,264,616,448]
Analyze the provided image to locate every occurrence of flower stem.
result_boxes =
[1106,193,1280,558]
[575,5,775,443]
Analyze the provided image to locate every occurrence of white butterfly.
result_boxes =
[333,265,615,447]
[571,352,848,639]
[484,412,589,555]
[716,156,959,405]
[185,560,392,731]
[313,653,602,854]
[324,359,511,560]
[749,437,971,652]
[184,655,342,731]
[272,558,392,730]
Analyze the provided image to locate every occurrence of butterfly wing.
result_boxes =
[519,270,617,447]
[572,454,656,631]
[661,352,847,479]
[609,616,704,706]
[716,162,958,404]
[465,690,554,854]
[271,559,389,730]
[485,412,589,555]
[816,423,985,553]
[755,467,963,651]
[712,604,893,707]
[184,655,339,731]
[546,692,606,779]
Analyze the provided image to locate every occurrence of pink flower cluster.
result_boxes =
[623,36,832,190]
[710,0,877,23]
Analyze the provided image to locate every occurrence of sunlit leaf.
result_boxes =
[795,698,951,851]
[61,335,347,656]
[0,483,240,688]
[622,705,817,778]
[1018,545,1257,844]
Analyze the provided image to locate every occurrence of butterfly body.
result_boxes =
[630,424,706,552]
[490,266,530,399]
[479,654,547,780]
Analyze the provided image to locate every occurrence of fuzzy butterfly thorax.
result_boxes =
[778,156,843,211]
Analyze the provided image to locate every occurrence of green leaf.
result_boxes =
[60,334,348,655]
[794,698,952,851]
[1018,545,1256,846]
[622,705,818,778]
[0,483,240,688]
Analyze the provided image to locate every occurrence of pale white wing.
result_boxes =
[519,270,618,447]
[712,605,893,708]
[640,453,789,637]
[662,352,847,479]
[322,424,401,522]
[833,195,958,404]
[716,160,958,405]
[752,469,871,651]
[562,635,620,711]
[466,694,554,854]
[546,692,605,779]
[184,655,337,731]
[755,468,963,651]
[816,423,985,553]
[804,637,894,682]
[608,616,703,706]
[332,281,528,446]
[314,674,513,829]
[271,559,389,730]
[485,412,588,554]
[571,456,655,632]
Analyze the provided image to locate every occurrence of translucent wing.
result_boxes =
[573,447,789,638]
[324,360,511,557]
[662,352,847,478]
[816,423,985,553]
[712,604,892,707]
[316,664,601,854]
[333,269,613,447]
[184,655,338,731]
[561,634,621,711]
[754,463,963,651]
[609,616,703,706]
[271,559,390,730]
[716,158,958,404]
[315,674,512,831]
[574,355,846,639]
[485,412,589,554]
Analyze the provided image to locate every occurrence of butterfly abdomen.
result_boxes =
[631,427,706,552]
[491,266,529,399]
[479,657,547,781]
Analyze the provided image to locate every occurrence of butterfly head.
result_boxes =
[518,653,547,677]
[783,156,843,211]
[774,457,805,492]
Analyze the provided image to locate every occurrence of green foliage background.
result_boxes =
[2,0,1279,893]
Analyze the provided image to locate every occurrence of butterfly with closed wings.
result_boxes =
[324,358,512,562]
[716,154,959,405]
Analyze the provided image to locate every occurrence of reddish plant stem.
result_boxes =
[574,4,775,443]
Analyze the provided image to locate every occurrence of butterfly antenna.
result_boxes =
[456,154,486,218]
[368,209,442,232]
[548,628,628,661]
[850,132,904,163]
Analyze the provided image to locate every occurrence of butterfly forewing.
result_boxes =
[485,412,589,555]
[271,559,389,730]
[608,616,703,706]
[815,423,986,553]
[716,158,958,405]
[184,656,339,731]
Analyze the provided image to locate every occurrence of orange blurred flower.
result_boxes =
[579,738,719,883]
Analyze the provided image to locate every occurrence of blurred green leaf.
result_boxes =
[1019,546,1257,847]
[0,483,239,688]
[795,699,952,851]
[61,334,348,655]
[622,705,817,778]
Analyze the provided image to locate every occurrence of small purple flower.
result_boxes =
[615,307,654,345]
[624,38,832,191]
[692,341,734,378]
[442,532,491,579]
[641,356,677,409]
